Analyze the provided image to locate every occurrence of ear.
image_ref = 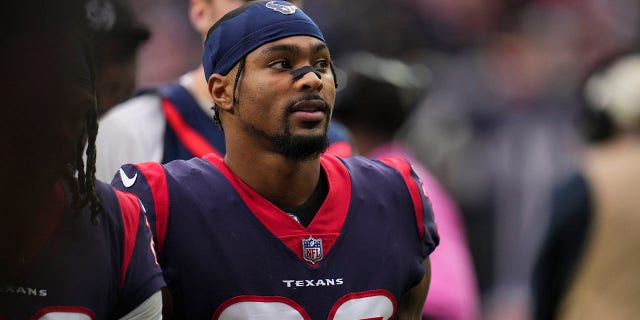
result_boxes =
[208,74,233,111]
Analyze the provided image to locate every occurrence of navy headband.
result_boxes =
[203,0,326,80]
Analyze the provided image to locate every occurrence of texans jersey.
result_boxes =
[0,180,165,320]
[112,154,439,319]
[156,83,353,161]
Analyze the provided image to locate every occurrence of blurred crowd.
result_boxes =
[84,0,640,319]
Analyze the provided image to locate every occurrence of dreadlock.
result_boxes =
[64,30,103,224]
[77,96,102,224]
[232,56,247,106]
[212,55,247,130]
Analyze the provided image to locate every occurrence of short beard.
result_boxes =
[240,115,330,162]
[271,129,329,162]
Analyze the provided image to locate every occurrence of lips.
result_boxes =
[289,99,328,122]
[290,99,327,113]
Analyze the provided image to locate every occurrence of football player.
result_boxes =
[0,1,165,318]
[112,1,438,318]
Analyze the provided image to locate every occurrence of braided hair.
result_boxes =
[61,30,103,224]
[212,56,247,131]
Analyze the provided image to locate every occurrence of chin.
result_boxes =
[271,133,329,162]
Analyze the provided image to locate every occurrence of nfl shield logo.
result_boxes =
[302,235,323,264]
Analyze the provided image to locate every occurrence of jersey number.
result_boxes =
[213,290,395,320]
[31,306,95,320]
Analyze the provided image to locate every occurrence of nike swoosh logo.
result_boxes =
[119,168,138,188]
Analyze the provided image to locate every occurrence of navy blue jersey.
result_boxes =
[0,180,165,320]
[113,154,439,319]
[156,83,353,161]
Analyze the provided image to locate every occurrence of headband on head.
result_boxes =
[202,0,326,80]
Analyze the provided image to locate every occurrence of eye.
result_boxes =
[313,59,328,72]
[269,59,293,70]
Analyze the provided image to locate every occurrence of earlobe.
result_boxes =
[208,75,232,111]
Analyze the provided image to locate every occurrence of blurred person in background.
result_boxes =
[397,1,640,319]
[0,1,165,318]
[333,51,481,320]
[87,0,150,117]
[95,0,351,181]
[533,48,640,320]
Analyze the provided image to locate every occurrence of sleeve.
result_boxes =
[95,94,166,182]
[112,188,166,317]
[112,162,170,255]
[378,158,440,256]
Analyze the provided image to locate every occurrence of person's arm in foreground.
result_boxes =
[398,258,432,320]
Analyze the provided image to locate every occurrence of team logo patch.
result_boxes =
[266,1,297,15]
[302,235,323,264]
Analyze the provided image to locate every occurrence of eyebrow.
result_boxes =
[258,42,328,58]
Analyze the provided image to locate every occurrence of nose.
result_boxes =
[291,66,323,91]
[291,65,320,81]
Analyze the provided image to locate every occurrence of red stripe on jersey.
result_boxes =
[325,141,352,158]
[162,97,222,158]
[134,162,169,252]
[202,153,351,265]
[379,158,425,239]
[114,190,141,287]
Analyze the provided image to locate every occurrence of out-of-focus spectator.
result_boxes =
[87,0,150,116]
[399,1,639,319]
[127,0,200,86]
[333,51,481,320]
[533,48,640,320]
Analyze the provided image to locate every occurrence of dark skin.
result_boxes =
[207,35,431,319]
[210,36,334,207]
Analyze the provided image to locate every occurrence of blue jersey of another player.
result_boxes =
[113,154,439,319]
[0,180,165,320]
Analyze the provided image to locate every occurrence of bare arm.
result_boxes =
[397,257,431,320]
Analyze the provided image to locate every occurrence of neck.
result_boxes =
[224,149,322,209]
